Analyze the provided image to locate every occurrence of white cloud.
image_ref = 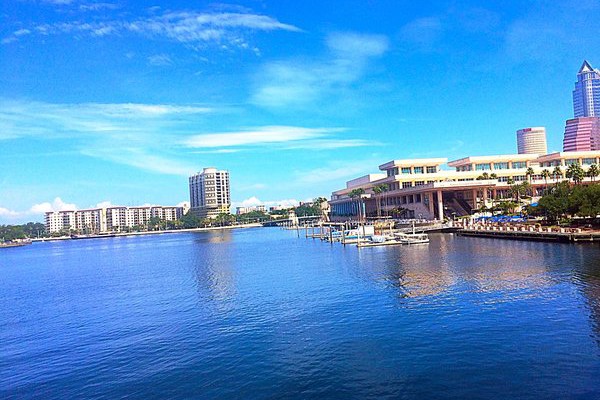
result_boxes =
[182,125,372,151]
[0,207,20,218]
[252,31,389,108]
[0,99,210,175]
[30,197,77,214]
[95,200,114,208]
[4,10,300,51]
[294,158,382,186]
[326,32,389,58]
[400,17,443,50]
[183,126,340,148]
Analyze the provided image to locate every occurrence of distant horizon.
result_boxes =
[2,1,600,224]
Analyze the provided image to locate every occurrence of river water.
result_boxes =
[1,228,600,399]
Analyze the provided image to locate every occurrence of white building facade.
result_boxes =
[45,205,184,234]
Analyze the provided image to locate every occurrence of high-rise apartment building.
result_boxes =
[573,60,600,118]
[189,168,231,219]
[516,127,547,154]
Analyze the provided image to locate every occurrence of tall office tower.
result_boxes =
[563,61,600,151]
[516,127,547,154]
[563,117,600,151]
[189,167,231,219]
[573,60,600,117]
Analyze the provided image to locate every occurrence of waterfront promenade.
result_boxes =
[31,222,262,242]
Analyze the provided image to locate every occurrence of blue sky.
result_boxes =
[1,0,599,223]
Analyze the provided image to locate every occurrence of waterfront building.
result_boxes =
[189,168,231,219]
[236,205,266,215]
[329,151,600,221]
[516,127,547,154]
[563,117,600,152]
[45,205,184,234]
[573,60,600,118]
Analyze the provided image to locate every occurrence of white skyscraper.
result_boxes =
[189,168,231,218]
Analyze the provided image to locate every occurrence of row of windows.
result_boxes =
[386,166,438,176]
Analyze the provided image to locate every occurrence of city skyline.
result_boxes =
[2,1,600,224]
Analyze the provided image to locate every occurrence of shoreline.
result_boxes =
[31,223,263,243]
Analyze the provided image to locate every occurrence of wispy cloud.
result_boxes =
[399,17,443,51]
[182,125,371,151]
[0,99,212,175]
[3,9,300,51]
[147,54,173,66]
[294,157,383,186]
[251,31,389,108]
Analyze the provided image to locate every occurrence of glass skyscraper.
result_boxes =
[573,60,600,117]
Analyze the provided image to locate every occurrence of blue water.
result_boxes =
[1,228,600,399]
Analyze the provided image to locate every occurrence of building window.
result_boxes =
[494,162,509,170]
[415,181,425,186]
[426,166,437,173]
[514,175,526,182]
[498,176,509,182]
[512,161,526,169]
[565,159,579,165]
[415,194,422,202]
[402,182,412,188]
[413,166,424,174]
[401,167,411,174]
[475,163,491,171]
[582,158,596,165]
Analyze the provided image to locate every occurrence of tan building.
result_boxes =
[329,151,600,221]
[46,205,184,234]
[189,167,231,219]
[517,127,547,154]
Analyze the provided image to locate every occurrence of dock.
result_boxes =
[457,227,600,242]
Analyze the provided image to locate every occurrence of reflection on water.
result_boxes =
[192,231,237,307]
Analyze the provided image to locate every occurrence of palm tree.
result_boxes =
[526,167,535,183]
[587,164,599,182]
[372,184,388,217]
[566,163,585,185]
[348,188,365,221]
[489,173,498,180]
[541,169,551,194]
[553,166,563,183]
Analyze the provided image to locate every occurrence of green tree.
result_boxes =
[180,211,201,228]
[566,163,585,185]
[372,183,388,217]
[537,181,571,222]
[348,188,365,220]
[587,164,599,182]
[526,167,535,183]
[553,166,563,183]
[541,169,551,192]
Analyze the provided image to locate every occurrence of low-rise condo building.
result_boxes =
[329,151,600,221]
[45,205,184,234]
